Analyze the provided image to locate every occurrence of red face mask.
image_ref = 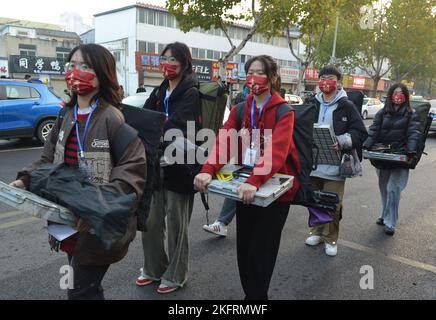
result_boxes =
[161,64,179,80]
[65,69,97,96]
[245,75,270,95]
[392,92,406,105]
[319,79,337,94]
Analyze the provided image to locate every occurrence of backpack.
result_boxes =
[236,101,323,207]
[56,105,166,232]
[198,81,228,134]
[409,101,432,169]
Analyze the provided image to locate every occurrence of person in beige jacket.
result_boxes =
[10,44,147,300]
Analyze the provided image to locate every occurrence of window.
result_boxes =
[113,51,121,62]
[147,42,156,54]
[5,85,39,100]
[206,50,213,60]
[198,49,205,59]
[228,27,236,39]
[166,15,175,28]
[138,41,147,52]
[147,10,155,25]
[192,48,199,59]
[214,28,221,37]
[157,12,166,27]
[138,9,146,23]
[19,44,36,56]
[56,47,70,60]
[17,31,29,36]
[213,51,220,60]
[158,43,166,54]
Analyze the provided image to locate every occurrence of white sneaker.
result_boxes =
[305,235,323,246]
[203,221,228,237]
[325,243,338,257]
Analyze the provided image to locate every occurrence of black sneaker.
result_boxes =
[376,218,384,226]
[384,226,395,236]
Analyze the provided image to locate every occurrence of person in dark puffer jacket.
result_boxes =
[363,83,421,236]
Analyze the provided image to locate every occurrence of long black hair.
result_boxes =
[384,83,412,114]
[65,44,121,108]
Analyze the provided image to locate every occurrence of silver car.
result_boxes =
[429,99,436,132]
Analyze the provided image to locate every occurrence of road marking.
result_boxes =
[0,217,39,230]
[338,238,436,274]
[0,210,24,220]
[294,229,436,274]
[0,147,43,153]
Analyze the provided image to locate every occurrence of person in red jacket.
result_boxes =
[194,55,299,300]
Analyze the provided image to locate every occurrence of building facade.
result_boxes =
[0,21,81,98]
[94,3,303,96]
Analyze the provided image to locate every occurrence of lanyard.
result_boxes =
[164,96,170,118]
[321,104,329,123]
[251,95,272,130]
[74,99,99,161]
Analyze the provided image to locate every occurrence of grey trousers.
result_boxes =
[141,189,194,287]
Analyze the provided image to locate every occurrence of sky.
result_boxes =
[0,0,166,26]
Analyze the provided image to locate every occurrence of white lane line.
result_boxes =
[0,211,24,220]
[293,229,436,274]
[0,217,39,230]
[0,147,43,153]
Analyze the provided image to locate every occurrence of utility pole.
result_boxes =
[330,14,339,64]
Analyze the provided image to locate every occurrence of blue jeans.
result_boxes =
[376,168,409,229]
[217,198,237,225]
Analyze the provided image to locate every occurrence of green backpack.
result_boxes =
[198,81,228,134]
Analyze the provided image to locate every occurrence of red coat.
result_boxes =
[201,92,300,202]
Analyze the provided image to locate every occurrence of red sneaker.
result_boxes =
[136,268,154,286]
[157,284,179,294]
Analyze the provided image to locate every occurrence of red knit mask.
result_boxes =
[392,92,406,105]
[319,79,337,94]
[65,69,97,96]
[161,64,179,80]
[245,75,269,95]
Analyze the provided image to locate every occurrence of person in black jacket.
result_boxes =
[363,83,421,236]
[305,65,367,256]
[136,42,201,294]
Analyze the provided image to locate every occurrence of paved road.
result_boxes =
[0,130,435,300]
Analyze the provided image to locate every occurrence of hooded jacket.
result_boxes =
[144,75,201,194]
[309,90,368,180]
[201,92,300,202]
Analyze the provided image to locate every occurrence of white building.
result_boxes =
[94,2,302,96]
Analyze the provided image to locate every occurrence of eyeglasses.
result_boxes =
[65,62,93,72]
[159,56,178,64]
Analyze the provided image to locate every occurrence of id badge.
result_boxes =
[243,148,258,168]
[78,158,94,180]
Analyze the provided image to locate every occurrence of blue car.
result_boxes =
[0,80,63,142]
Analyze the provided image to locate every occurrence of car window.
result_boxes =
[30,87,41,98]
[5,85,36,100]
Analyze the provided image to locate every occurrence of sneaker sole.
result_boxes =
[157,286,179,294]
[202,227,227,237]
[305,239,323,246]
[136,279,154,286]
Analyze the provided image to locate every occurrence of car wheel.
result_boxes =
[362,111,368,120]
[37,119,55,143]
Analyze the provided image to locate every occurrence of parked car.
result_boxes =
[121,92,151,108]
[361,98,384,119]
[429,99,436,132]
[285,94,303,105]
[0,80,63,142]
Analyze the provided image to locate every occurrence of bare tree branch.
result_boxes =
[219,19,235,51]
[287,28,302,64]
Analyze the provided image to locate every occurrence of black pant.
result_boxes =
[67,255,110,300]
[236,201,290,300]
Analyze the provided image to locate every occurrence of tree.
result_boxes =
[166,0,274,81]
[260,0,370,94]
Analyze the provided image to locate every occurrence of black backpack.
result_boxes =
[409,101,432,169]
[236,102,324,207]
[57,105,166,232]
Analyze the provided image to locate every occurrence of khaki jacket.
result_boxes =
[18,101,147,265]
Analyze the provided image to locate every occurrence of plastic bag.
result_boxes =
[340,149,362,178]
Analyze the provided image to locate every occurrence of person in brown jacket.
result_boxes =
[10,44,147,300]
